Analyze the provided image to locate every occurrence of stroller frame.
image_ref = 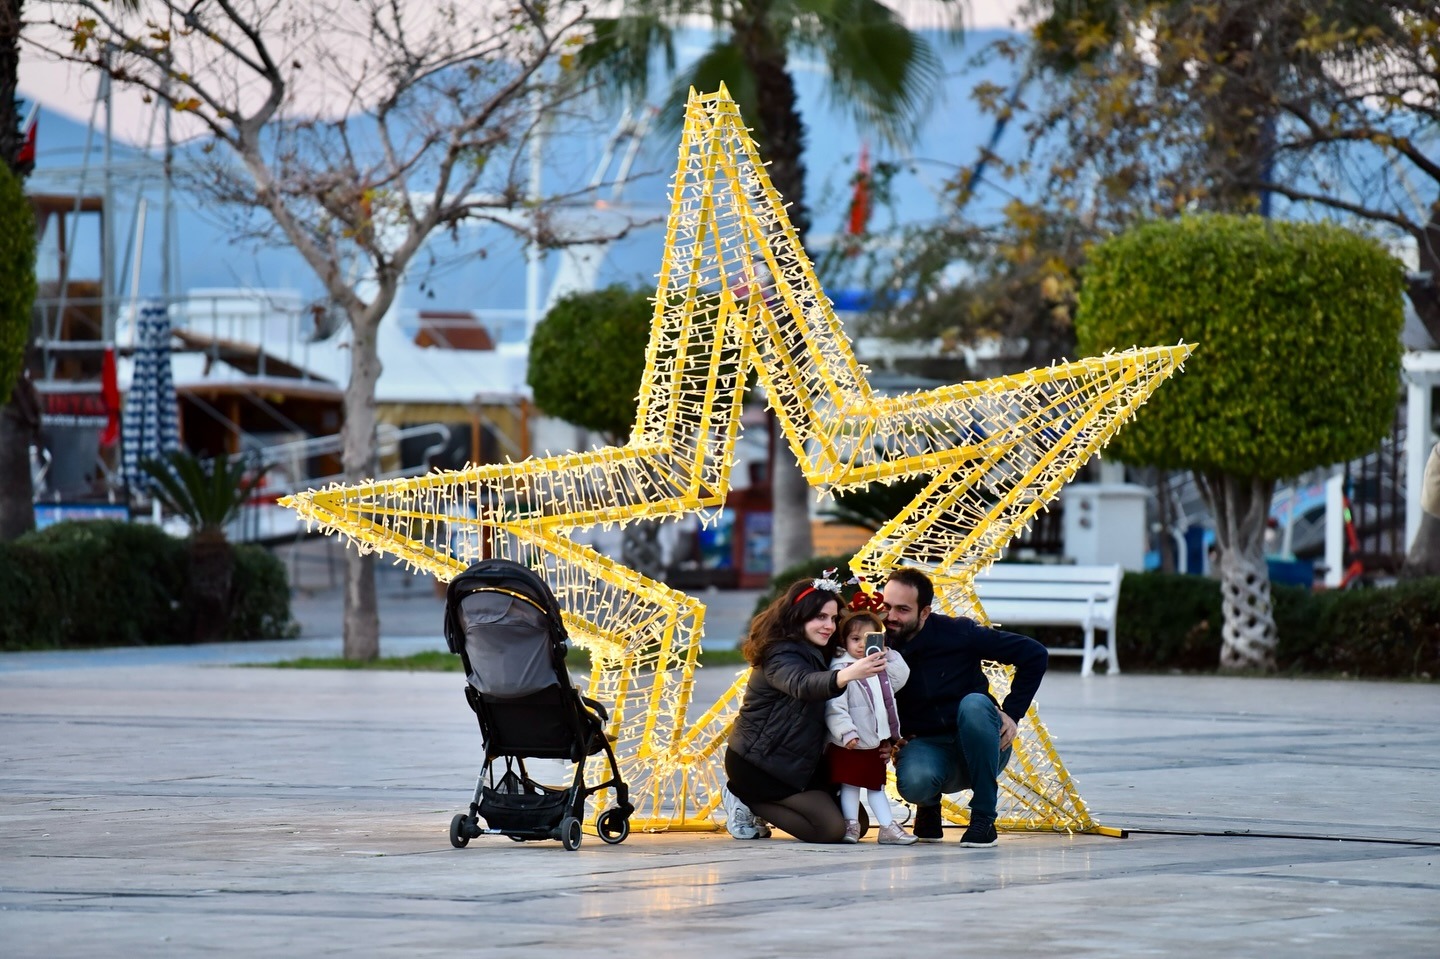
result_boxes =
[444,559,633,852]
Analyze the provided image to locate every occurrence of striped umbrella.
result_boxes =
[122,301,182,492]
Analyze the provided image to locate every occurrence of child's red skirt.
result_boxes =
[826,743,886,790]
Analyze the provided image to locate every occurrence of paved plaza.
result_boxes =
[2,577,1437,957]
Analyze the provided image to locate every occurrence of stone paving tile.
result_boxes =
[2,661,1436,957]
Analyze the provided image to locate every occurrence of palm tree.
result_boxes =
[581,0,963,574]
[141,449,271,641]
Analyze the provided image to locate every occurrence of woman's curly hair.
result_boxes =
[740,578,842,666]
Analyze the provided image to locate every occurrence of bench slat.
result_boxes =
[979,601,1101,627]
[976,583,1115,601]
[974,566,1119,585]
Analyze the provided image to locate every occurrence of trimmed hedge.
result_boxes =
[0,520,296,650]
[1111,572,1438,678]
[1077,215,1404,478]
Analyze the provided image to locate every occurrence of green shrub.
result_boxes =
[0,542,68,649]
[1290,580,1440,678]
[1113,572,1223,670]
[1077,215,1404,479]
[0,520,295,650]
[1113,571,1438,678]
[15,520,190,646]
[228,544,298,640]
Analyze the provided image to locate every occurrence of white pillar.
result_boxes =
[1323,473,1345,589]
[1402,352,1439,551]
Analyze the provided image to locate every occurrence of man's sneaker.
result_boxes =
[842,819,861,844]
[912,803,943,843]
[721,786,761,840]
[877,822,918,846]
[959,817,998,848]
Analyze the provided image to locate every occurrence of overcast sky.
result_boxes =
[18,0,1029,148]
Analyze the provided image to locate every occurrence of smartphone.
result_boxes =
[863,631,886,658]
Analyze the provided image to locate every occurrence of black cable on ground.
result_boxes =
[1124,827,1440,847]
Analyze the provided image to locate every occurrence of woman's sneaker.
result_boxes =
[842,819,861,844]
[877,822,918,845]
[722,786,762,839]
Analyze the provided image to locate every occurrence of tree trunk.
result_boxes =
[1153,469,1177,573]
[189,530,233,642]
[1198,4,1276,214]
[1198,470,1277,671]
[740,11,814,575]
[341,314,382,661]
[0,377,37,542]
[621,519,665,581]
[1405,202,1440,346]
[1400,441,1440,580]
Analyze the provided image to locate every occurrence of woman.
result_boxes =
[723,574,887,843]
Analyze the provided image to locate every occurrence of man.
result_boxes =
[881,567,1048,847]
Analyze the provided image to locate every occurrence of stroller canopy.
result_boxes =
[447,560,569,699]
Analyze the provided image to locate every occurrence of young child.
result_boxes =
[825,609,916,845]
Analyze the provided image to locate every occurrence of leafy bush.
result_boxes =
[0,542,67,649]
[1114,572,1223,670]
[527,285,653,442]
[1283,580,1440,679]
[1115,571,1438,679]
[0,520,295,650]
[1077,215,1403,478]
[12,520,191,646]
[229,544,299,640]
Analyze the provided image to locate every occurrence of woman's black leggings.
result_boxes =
[751,789,846,844]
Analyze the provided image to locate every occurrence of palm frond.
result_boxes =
[139,450,271,536]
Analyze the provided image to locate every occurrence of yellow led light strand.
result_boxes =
[282,86,1191,835]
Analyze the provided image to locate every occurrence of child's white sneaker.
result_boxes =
[877,822,919,846]
[842,819,861,844]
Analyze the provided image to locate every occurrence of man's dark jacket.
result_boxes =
[891,613,1048,738]
[728,640,843,792]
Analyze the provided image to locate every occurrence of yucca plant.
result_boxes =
[140,450,271,641]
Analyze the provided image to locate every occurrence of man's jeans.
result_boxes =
[894,693,1012,821]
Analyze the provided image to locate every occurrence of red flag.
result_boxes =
[846,144,871,239]
[99,346,121,447]
[15,103,38,174]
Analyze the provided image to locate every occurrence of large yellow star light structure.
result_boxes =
[282,86,1192,837]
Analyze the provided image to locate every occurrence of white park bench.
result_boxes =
[972,563,1123,677]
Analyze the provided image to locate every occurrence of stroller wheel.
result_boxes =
[596,808,630,845]
[449,813,471,848]
[560,816,583,851]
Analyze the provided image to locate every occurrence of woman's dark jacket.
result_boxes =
[727,639,845,793]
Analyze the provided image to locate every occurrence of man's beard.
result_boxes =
[886,619,920,646]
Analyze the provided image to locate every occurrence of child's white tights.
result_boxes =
[838,783,894,827]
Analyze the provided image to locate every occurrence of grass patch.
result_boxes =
[269,650,462,671]
[264,646,750,671]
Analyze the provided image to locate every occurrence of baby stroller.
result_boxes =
[443,558,633,851]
